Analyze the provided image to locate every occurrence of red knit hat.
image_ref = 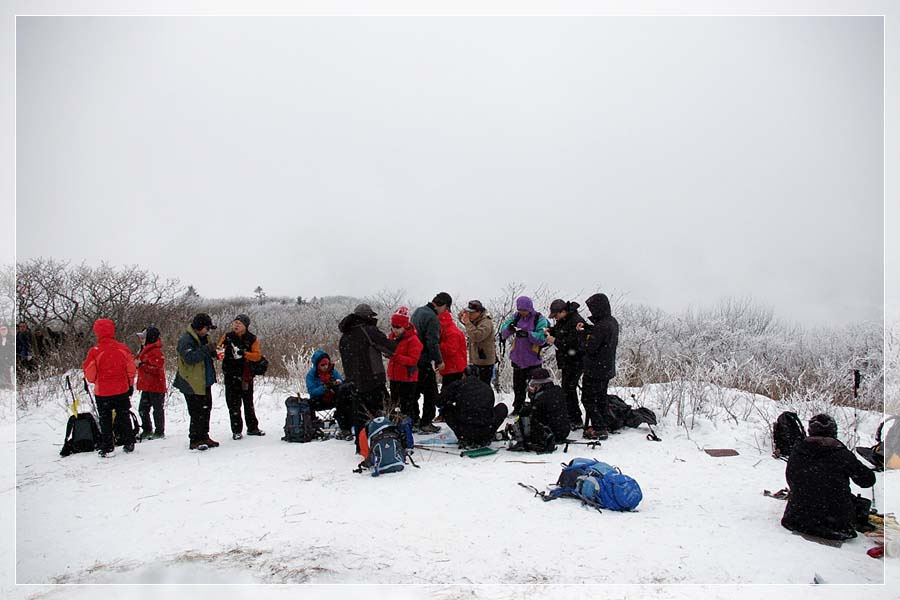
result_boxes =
[391,306,410,327]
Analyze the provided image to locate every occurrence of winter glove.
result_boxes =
[515,329,528,338]
[506,322,517,333]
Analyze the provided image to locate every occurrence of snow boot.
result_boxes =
[205,437,220,448]
[190,440,209,451]
[233,433,243,440]
[246,429,266,436]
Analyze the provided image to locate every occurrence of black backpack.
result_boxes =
[250,356,269,376]
[60,413,101,456]
[507,413,557,454]
[281,396,324,443]
[772,411,806,459]
[605,395,658,432]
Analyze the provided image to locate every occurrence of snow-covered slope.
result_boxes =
[6,380,899,598]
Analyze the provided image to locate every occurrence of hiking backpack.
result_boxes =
[522,457,643,511]
[356,416,415,476]
[506,413,557,454]
[606,395,658,432]
[772,411,806,459]
[60,412,101,456]
[281,396,323,443]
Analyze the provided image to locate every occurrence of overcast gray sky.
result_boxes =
[15,15,884,325]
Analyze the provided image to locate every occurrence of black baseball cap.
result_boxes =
[464,300,485,313]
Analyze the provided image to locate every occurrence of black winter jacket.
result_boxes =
[338,313,396,393]
[781,435,876,540]
[441,375,497,441]
[578,293,619,381]
[549,307,586,370]
[529,383,571,442]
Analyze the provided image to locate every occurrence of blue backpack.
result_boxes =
[521,457,643,511]
[355,416,417,477]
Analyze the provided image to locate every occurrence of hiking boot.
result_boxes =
[142,431,155,441]
[337,429,353,441]
[595,428,609,440]
[123,443,135,453]
[99,448,115,458]
[246,429,266,436]
[155,433,165,439]
[233,433,243,440]
[190,440,209,451]
[417,423,441,434]
[205,437,220,448]
[433,415,445,423]
[583,427,601,440]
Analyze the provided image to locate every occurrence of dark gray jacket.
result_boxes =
[411,303,443,366]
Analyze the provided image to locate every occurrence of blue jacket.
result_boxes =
[305,349,344,400]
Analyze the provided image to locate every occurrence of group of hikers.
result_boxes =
[76,291,621,455]
[66,290,889,546]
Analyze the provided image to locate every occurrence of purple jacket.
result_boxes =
[499,296,550,368]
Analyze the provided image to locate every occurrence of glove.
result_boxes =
[515,329,528,338]
[506,322,517,332]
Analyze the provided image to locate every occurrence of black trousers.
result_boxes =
[224,378,259,434]
[581,376,610,430]
[417,363,439,426]
[184,387,212,443]
[96,392,135,452]
[353,386,387,452]
[138,391,165,435]
[512,364,540,414]
[560,364,584,424]
[390,380,420,424]
[309,385,353,431]
[445,403,509,447]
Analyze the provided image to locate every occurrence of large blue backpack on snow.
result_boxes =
[355,416,416,477]
[522,457,643,511]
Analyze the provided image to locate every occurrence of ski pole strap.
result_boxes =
[406,451,420,468]
[646,424,662,442]
[518,482,553,501]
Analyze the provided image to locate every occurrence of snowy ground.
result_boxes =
[4,379,899,599]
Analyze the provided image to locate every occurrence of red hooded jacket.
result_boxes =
[137,339,167,393]
[82,319,136,396]
[388,324,424,382]
[439,311,468,376]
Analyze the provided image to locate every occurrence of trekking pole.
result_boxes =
[413,444,459,456]
[65,375,80,416]
[82,377,99,421]
[646,423,662,442]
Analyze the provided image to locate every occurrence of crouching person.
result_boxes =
[781,413,876,541]
[305,349,353,440]
[508,368,569,453]
[441,366,508,449]
[83,319,137,457]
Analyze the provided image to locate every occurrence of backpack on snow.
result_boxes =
[521,457,643,512]
[606,395,658,432]
[355,416,416,476]
[281,396,324,443]
[506,412,557,454]
[772,411,806,459]
[60,412,101,456]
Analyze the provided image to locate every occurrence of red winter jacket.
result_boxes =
[388,324,424,382]
[137,339,167,393]
[439,311,468,375]
[82,319,136,397]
